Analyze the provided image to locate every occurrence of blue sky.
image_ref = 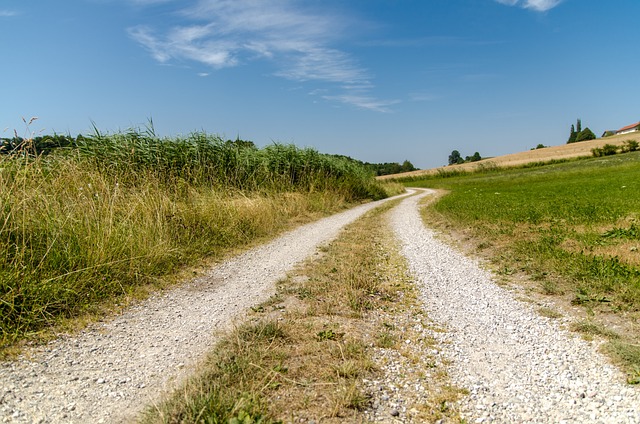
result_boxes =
[1,0,638,168]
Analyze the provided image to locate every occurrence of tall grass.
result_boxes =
[0,129,389,347]
[73,131,386,200]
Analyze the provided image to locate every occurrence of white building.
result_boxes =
[616,121,640,135]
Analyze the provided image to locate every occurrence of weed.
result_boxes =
[627,365,640,385]
[571,320,620,339]
[541,281,563,296]
[376,331,396,348]
[537,307,562,319]
[317,329,343,341]
[603,223,640,240]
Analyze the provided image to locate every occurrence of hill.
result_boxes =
[377,131,640,180]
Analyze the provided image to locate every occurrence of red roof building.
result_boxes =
[616,121,640,135]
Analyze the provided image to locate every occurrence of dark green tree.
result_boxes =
[467,152,482,162]
[568,124,577,143]
[400,160,416,172]
[576,119,582,133]
[448,150,464,165]
[575,127,596,142]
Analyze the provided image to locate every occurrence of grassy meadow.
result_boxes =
[0,130,399,348]
[405,152,640,378]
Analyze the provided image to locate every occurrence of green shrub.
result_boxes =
[592,144,619,157]
[622,140,639,153]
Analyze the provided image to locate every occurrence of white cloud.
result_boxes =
[322,94,400,113]
[495,0,563,12]
[128,0,395,111]
[0,10,18,17]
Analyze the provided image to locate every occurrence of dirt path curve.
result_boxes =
[390,189,640,423]
[0,194,406,424]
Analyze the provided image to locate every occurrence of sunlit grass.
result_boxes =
[410,152,640,377]
[411,152,640,311]
[0,129,393,347]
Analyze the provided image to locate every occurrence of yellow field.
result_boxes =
[378,131,640,180]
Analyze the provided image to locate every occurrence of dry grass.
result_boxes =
[378,132,640,180]
[141,197,462,423]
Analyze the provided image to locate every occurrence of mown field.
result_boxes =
[405,152,640,379]
[0,130,400,349]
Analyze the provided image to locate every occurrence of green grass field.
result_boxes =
[409,152,640,311]
[407,152,640,379]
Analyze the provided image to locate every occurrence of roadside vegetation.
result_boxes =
[405,152,640,382]
[141,199,462,423]
[0,124,401,349]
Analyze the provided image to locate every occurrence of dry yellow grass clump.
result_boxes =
[378,132,640,180]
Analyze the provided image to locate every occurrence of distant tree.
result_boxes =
[365,160,418,176]
[535,144,547,149]
[448,150,464,165]
[576,119,582,134]
[575,127,596,142]
[400,160,416,172]
[467,152,482,162]
[568,124,577,143]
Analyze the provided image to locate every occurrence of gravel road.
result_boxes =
[2,189,639,423]
[390,189,640,423]
[0,196,401,424]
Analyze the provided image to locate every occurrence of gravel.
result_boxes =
[0,196,399,424]
[389,189,640,423]
[4,189,639,424]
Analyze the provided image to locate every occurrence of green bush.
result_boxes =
[592,144,619,157]
[622,140,639,153]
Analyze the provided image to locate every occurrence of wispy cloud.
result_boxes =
[127,0,395,111]
[0,10,18,17]
[494,0,563,12]
[322,94,400,113]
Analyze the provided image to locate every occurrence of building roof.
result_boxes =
[617,121,640,132]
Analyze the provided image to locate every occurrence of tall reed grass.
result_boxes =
[0,129,389,346]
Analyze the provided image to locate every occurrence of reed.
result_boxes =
[0,128,390,346]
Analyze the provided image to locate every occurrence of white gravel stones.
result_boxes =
[390,189,640,423]
[0,195,401,424]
